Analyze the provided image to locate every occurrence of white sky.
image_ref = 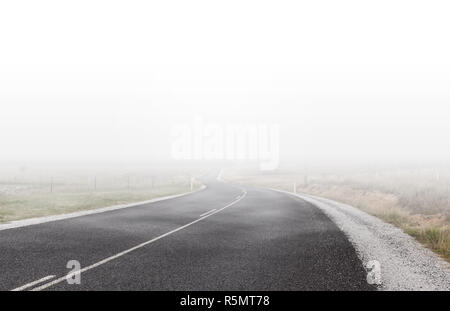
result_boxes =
[1,1,450,166]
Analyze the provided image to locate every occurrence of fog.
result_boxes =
[1,1,450,170]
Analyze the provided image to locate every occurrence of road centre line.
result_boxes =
[11,275,55,291]
[200,209,216,217]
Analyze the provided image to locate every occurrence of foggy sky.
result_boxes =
[1,1,450,167]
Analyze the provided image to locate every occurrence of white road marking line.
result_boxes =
[217,169,224,181]
[200,209,216,217]
[11,275,56,291]
[24,189,247,292]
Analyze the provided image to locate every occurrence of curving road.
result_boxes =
[0,174,374,291]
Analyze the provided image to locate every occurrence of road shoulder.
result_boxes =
[271,188,450,291]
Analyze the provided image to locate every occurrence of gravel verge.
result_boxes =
[273,188,450,291]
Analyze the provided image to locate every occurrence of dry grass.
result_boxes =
[405,227,449,260]
[0,168,197,223]
[0,186,189,223]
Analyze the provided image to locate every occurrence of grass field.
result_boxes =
[0,166,199,223]
[226,167,450,262]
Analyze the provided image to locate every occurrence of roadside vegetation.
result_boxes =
[226,167,450,262]
[0,166,199,224]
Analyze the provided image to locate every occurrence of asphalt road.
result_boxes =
[0,175,374,291]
